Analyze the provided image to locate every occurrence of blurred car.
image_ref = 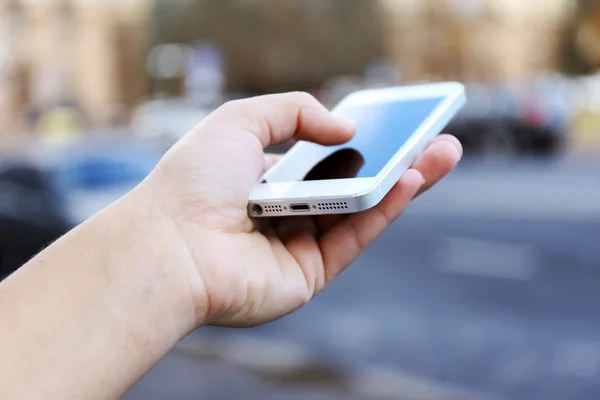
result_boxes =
[446,79,573,157]
[0,135,162,278]
[0,160,70,278]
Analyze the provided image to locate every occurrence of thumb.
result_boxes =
[201,92,356,148]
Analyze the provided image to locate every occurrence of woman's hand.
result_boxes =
[139,92,463,328]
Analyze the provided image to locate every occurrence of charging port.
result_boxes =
[290,204,311,212]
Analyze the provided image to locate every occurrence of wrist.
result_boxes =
[107,183,210,335]
[0,182,210,397]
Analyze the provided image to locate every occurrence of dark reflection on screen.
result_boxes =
[303,148,365,181]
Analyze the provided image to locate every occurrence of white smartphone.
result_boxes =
[248,82,466,218]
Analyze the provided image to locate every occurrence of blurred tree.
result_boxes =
[149,0,387,94]
[561,0,600,75]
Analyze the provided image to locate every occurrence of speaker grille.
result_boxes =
[260,202,349,214]
[264,205,283,214]
[316,202,348,211]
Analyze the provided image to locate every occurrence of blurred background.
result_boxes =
[1,0,600,399]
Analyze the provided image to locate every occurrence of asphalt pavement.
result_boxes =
[125,157,600,400]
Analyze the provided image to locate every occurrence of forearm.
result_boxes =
[0,186,198,399]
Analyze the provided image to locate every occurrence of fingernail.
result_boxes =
[334,115,356,131]
[418,171,426,186]
[451,139,463,158]
[406,169,426,186]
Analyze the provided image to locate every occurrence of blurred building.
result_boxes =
[0,0,149,138]
[152,0,576,94]
[380,0,573,83]
[149,0,388,95]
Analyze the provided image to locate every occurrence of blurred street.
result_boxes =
[2,0,600,398]
[126,157,600,400]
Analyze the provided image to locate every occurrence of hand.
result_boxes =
[140,92,462,328]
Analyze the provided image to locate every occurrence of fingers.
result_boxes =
[273,216,325,297]
[414,134,463,198]
[316,135,462,285]
[205,92,356,149]
[316,134,462,233]
[318,169,425,286]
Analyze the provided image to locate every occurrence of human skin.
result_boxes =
[0,92,462,399]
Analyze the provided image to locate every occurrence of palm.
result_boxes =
[204,227,321,327]
[165,151,338,326]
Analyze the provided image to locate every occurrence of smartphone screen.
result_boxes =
[263,97,444,183]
